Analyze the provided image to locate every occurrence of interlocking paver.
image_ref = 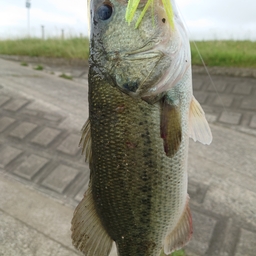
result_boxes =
[3,99,29,111]
[233,83,252,95]
[43,113,62,122]
[42,164,79,193]
[219,219,239,256]
[186,211,217,255]
[0,95,10,106]
[74,188,86,202]
[1,58,256,256]
[206,81,227,92]
[31,127,61,146]
[235,229,256,256]
[250,115,256,128]
[57,134,80,156]
[241,98,256,111]
[0,116,15,132]
[192,79,204,90]
[9,122,38,139]
[193,91,208,104]
[13,154,49,180]
[219,111,242,125]
[0,146,22,168]
[206,113,218,123]
[213,95,233,107]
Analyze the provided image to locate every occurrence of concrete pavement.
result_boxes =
[0,58,255,256]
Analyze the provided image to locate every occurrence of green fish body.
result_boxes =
[72,0,212,255]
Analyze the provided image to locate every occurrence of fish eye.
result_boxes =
[97,4,113,20]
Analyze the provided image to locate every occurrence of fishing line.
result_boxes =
[175,3,227,113]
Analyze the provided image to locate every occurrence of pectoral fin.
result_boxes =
[160,98,182,157]
[71,184,113,256]
[189,96,212,145]
[163,199,193,254]
[79,118,92,164]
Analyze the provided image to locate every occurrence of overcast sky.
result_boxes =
[0,0,255,40]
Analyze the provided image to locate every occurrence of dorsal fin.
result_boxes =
[79,118,92,163]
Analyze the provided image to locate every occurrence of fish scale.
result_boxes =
[89,66,187,256]
[71,0,212,255]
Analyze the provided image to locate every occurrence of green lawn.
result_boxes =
[159,249,185,256]
[190,40,256,68]
[0,38,255,68]
[0,37,89,60]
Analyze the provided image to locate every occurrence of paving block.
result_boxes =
[42,164,79,193]
[3,98,29,111]
[20,108,38,116]
[0,146,22,168]
[192,79,204,90]
[0,95,11,106]
[188,180,208,204]
[57,134,80,156]
[9,122,38,139]
[249,115,256,128]
[203,181,256,228]
[75,181,89,202]
[74,189,85,202]
[206,81,227,92]
[219,111,242,125]
[235,229,256,256]
[31,127,61,146]
[214,95,233,107]
[43,113,62,122]
[193,91,208,104]
[233,83,252,95]
[241,98,256,111]
[219,219,240,256]
[186,210,217,255]
[0,211,79,256]
[0,116,15,133]
[205,113,218,123]
[13,154,48,180]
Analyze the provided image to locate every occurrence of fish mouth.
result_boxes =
[106,44,165,97]
[107,42,164,61]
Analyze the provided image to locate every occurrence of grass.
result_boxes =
[34,65,44,70]
[59,73,73,80]
[20,62,28,66]
[0,38,255,68]
[159,249,185,256]
[171,250,186,256]
[0,37,89,60]
[190,40,256,68]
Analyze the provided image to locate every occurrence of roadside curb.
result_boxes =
[1,54,256,78]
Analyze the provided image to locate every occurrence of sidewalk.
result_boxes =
[0,58,255,256]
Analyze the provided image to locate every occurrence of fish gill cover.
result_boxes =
[125,0,174,28]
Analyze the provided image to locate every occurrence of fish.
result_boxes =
[71,0,212,255]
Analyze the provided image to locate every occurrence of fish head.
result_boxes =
[89,0,190,101]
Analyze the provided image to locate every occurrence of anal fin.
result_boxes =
[163,199,193,254]
[160,97,182,157]
[189,96,212,145]
[71,184,113,256]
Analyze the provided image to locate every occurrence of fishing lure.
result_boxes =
[125,0,175,28]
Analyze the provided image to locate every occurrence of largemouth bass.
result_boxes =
[71,0,212,255]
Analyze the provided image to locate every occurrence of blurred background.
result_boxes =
[0,0,255,40]
[1,1,256,256]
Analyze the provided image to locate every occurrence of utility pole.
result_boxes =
[26,0,31,37]
[41,25,45,40]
